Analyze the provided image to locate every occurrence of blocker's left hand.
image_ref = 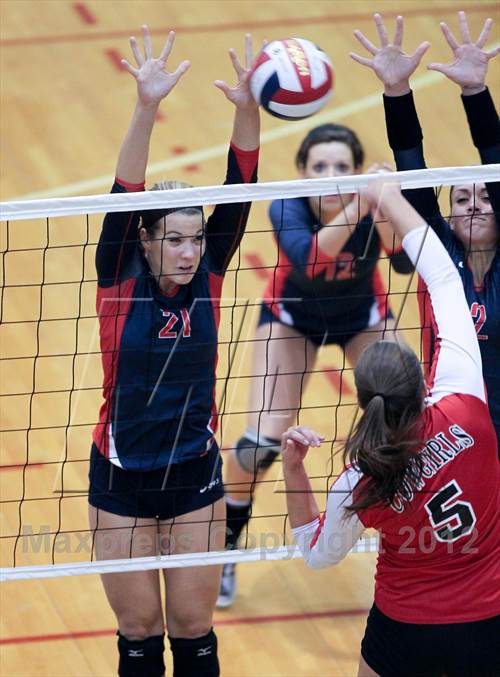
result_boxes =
[214,34,261,110]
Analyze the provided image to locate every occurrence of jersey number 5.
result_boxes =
[424,480,476,542]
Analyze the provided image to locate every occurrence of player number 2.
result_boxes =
[424,480,476,542]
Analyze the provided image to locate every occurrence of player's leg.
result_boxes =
[161,497,226,677]
[357,654,379,677]
[344,317,400,366]
[219,320,317,607]
[224,320,317,503]
[89,505,166,676]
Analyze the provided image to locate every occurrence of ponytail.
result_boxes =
[342,341,425,513]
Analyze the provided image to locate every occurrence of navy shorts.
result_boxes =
[361,604,500,677]
[258,301,393,349]
[88,443,224,520]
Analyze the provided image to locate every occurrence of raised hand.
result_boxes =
[350,14,430,95]
[281,426,324,468]
[428,12,500,95]
[214,34,260,110]
[121,26,190,106]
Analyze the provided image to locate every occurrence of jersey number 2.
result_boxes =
[424,480,476,542]
[470,302,487,340]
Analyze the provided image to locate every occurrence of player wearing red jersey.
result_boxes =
[283,177,500,676]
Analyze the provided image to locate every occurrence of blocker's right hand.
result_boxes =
[350,14,430,95]
[121,26,190,105]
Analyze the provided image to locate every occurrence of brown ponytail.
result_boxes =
[342,340,425,513]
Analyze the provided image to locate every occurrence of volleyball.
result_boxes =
[249,38,333,120]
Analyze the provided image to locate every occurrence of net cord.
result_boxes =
[0,539,379,582]
[1,165,498,221]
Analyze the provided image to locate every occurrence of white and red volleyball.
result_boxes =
[249,38,333,120]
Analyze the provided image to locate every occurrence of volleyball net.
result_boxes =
[1,164,497,581]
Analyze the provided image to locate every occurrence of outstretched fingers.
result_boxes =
[228,47,245,77]
[129,35,144,66]
[412,41,431,63]
[244,33,253,70]
[353,28,378,55]
[141,25,153,60]
[476,17,493,49]
[349,51,375,68]
[486,45,500,60]
[172,59,191,84]
[374,13,389,47]
[439,21,460,51]
[393,15,404,48]
[121,59,140,77]
[458,10,472,44]
[159,31,176,64]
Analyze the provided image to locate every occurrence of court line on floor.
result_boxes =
[0,607,369,645]
[1,3,495,48]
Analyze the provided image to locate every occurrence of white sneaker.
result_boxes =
[216,563,236,609]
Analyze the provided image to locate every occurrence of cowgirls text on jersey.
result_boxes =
[391,424,474,513]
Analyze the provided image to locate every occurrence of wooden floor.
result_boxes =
[1,1,499,675]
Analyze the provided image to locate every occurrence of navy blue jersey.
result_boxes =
[93,145,259,470]
[262,196,413,332]
[384,90,500,452]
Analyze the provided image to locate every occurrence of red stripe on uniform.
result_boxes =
[372,266,389,320]
[306,233,336,280]
[421,279,441,393]
[417,277,433,377]
[310,513,326,548]
[93,277,137,458]
[262,246,292,318]
[229,144,259,184]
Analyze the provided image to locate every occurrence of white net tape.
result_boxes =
[0,539,379,582]
[1,165,498,221]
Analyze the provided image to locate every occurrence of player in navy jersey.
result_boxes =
[218,122,414,607]
[283,177,500,677]
[88,27,259,677]
[351,11,500,457]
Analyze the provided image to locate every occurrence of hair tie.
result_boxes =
[371,393,385,401]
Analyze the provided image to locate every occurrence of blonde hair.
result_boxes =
[150,179,194,192]
[140,179,203,234]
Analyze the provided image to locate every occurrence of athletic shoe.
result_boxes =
[216,563,236,609]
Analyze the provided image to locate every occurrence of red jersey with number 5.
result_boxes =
[292,226,500,624]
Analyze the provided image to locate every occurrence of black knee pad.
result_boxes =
[117,632,165,677]
[169,628,219,677]
[234,432,281,474]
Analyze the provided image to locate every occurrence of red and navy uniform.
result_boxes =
[260,197,413,346]
[384,89,500,455]
[93,144,258,471]
[293,226,500,627]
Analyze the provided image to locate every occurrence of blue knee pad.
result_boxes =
[117,632,165,677]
